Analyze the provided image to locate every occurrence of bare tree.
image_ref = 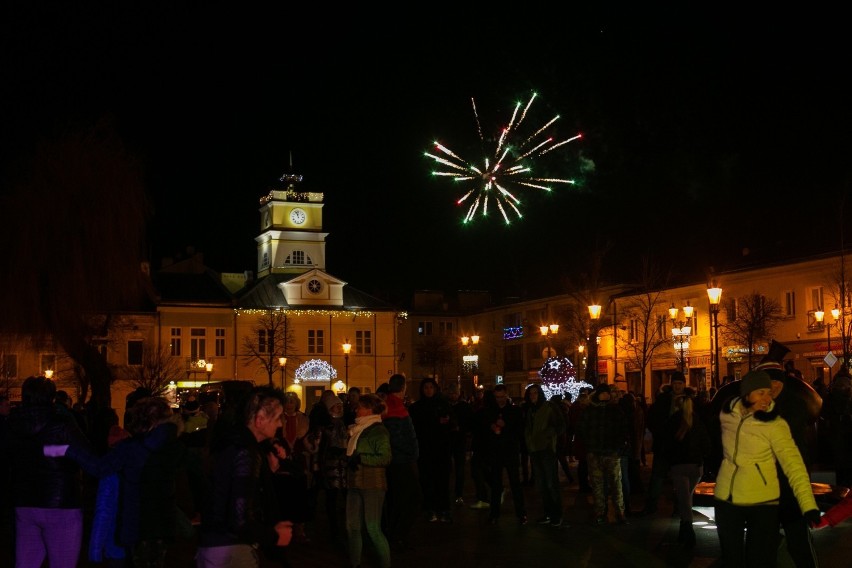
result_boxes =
[414,335,457,386]
[131,345,184,396]
[825,260,852,367]
[241,311,296,386]
[0,119,149,409]
[722,292,783,370]
[560,244,612,383]
[616,257,672,395]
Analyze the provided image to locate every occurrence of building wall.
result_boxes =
[402,253,852,402]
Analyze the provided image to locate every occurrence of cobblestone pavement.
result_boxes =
[43,458,852,568]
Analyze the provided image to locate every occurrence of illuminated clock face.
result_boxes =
[290,208,307,225]
[307,279,322,294]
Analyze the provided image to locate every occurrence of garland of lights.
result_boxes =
[538,356,592,401]
[295,359,338,381]
[259,190,324,205]
[236,308,408,320]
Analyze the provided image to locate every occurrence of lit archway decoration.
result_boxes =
[294,359,338,382]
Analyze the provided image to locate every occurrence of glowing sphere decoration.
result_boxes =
[538,356,592,401]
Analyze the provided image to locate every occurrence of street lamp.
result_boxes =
[539,324,559,359]
[461,335,480,389]
[588,304,602,384]
[707,285,723,390]
[814,306,839,382]
[279,356,287,390]
[669,302,694,373]
[342,340,351,392]
[205,361,213,385]
[44,369,54,379]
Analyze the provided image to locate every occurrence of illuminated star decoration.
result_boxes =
[538,356,592,401]
[426,92,582,224]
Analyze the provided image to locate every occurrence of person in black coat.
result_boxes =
[641,372,690,516]
[479,384,527,525]
[196,386,293,567]
[8,376,92,568]
[409,377,453,522]
[46,396,190,567]
[661,395,710,546]
[756,340,820,568]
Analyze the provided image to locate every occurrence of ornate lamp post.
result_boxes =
[539,324,559,359]
[342,340,351,392]
[669,302,694,373]
[588,304,602,384]
[44,369,54,379]
[461,334,480,389]
[279,356,287,390]
[707,285,723,390]
[814,307,838,382]
[205,361,213,385]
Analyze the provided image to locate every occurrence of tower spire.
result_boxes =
[279,150,302,189]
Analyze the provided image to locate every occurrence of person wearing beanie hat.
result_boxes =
[715,370,820,566]
[739,370,772,398]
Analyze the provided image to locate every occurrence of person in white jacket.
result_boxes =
[714,370,821,567]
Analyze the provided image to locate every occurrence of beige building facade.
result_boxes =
[399,252,852,402]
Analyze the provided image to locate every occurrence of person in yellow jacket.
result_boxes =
[715,370,821,567]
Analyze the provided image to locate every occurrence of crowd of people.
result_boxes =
[3,342,852,567]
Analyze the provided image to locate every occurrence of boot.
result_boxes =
[678,521,695,547]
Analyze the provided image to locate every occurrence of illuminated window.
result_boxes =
[356,331,372,354]
[783,290,796,317]
[215,328,226,357]
[190,328,207,360]
[808,287,824,312]
[170,328,182,356]
[284,251,314,266]
[258,329,274,353]
[417,321,432,336]
[308,329,324,354]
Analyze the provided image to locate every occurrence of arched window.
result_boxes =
[284,251,314,265]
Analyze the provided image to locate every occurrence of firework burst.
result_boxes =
[426,92,582,224]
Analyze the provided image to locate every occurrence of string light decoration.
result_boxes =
[538,356,592,401]
[294,359,338,382]
[236,308,378,318]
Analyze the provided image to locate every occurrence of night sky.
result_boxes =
[3,6,851,303]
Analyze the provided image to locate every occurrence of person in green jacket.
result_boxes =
[345,393,392,568]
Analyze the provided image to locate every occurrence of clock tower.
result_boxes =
[255,170,328,278]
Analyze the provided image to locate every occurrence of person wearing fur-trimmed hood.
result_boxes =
[714,370,820,567]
